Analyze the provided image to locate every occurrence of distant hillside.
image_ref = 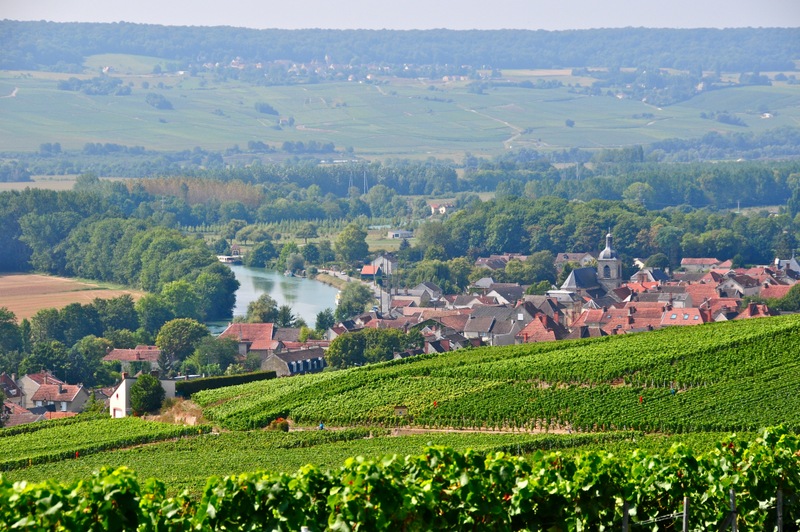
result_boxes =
[1,21,797,73]
[195,314,800,433]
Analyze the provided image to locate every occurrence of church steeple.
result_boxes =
[597,232,622,290]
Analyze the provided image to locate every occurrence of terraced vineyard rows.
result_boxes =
[2,425,650,495]
[0,417,211,471]
[195,315,800,432]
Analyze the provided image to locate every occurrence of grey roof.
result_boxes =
[275,347,327,363]
[487,285,526,304]
[561,267,600,290]
[463,316,496,334]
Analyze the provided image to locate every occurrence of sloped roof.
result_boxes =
[218,322,279,351]
[360,265,381,276]
[23,372,64,386]
[760,284,793,300]
[0,373,23,399]
[31,383,84,402]
[272,328,303,342]
[103,345,161,363]
[273,346,327,363]
[734,302,776,320]
[463,316,496,334]
[660,308,705,326]
[683,283,719,304]
[561,267,600,291]
[516,314,565,343]
[681,257,722,266]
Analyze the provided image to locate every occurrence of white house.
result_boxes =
[109,373,176,418]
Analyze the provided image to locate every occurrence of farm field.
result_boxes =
[1,62,799,157]
[0,273,144,319]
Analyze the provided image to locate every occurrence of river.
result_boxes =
[208,265,340,332]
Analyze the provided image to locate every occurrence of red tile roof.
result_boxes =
[24,372,64,385]
[103,345,161,363]
[516,315,558,343]
[661,308,705,326]
[31,383,84,402]
[360,265,380,276]
[760,284,793,300]
[219,323,279,351]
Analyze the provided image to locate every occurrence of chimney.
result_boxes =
[57,383,63,394]
[121,372,129,380]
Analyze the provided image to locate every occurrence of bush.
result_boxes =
[267,417,289,432]
[130,374,165,415]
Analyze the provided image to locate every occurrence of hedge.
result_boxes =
[175,370,277,397]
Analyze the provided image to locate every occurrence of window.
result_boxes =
[603,265,611,278]
[60,401,67,412]
[670,314,677,319]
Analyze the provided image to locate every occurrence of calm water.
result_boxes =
[209,265,339,332]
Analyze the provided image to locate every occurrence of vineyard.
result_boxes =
[2,427,799,530]
[194,314,800,433]
[0,417,211,471]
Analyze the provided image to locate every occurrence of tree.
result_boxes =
[160,280,202,320]
[93,295,139,334]
[136,294,174,335]
[246,294,279,323]
[276,305,299,328]
[334,283,374,321]
[30,308,63,345]
[315,308,335,332]
[244,240,278,268]
[334,223,369,264]
[644,253,670,269]
[296,222,318,244]
[130,374,165,415]
[19,341,70,382]
[59,303,103,347]
[0,307,22,354]
[326,328,419,369]
[155,318,209,369]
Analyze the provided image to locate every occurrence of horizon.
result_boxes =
[3,0,799,31]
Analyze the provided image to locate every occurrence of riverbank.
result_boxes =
[314,272,351,291]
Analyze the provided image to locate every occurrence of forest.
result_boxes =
[1,22,797,73]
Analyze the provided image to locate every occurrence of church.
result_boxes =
[559,233,622,298]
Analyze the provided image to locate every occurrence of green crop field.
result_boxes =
[1,59,799,157]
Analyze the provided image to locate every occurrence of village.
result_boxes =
[4,231,795,425]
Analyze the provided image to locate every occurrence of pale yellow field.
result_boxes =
[0,273,143,320]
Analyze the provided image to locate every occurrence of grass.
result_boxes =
[1,64,798,157]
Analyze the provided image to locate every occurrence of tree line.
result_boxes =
[1,21,796,73]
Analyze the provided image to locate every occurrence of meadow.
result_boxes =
[1,59,798,158]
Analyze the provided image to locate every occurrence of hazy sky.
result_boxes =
[3,0,800,30]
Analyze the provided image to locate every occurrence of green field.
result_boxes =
[1,60,799,157]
